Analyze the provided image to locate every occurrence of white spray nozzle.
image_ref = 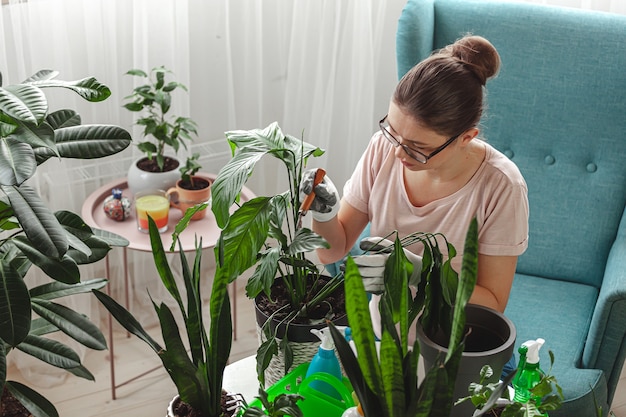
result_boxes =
[311,328,335,350]
[521,338,545,364]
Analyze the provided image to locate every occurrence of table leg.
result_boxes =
[105,254,117,400]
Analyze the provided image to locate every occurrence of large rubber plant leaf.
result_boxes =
[12,237,79,284]
[92,289,162,352]
[5,380,58,417]
[215,196,273,282]
[65,235,111,265]
[30,299,106,350]
[21,69,59,83]
[0,260,31,346]
[45,109,81,129]
[0,137,37,186]
[0,112,19,137]
[27,76,111,102]
[34,124,131,164]
[29,278,106,300]
[211,144,269,228]
[89,227,129,247]
[0,84,47,124]
[2,184,67,258]
[8,121,56,154]
[16,334,81,369]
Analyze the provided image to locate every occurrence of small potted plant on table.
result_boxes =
[166,152,212,220]
[123,65,198,194]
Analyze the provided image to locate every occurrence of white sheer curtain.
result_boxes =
[1,0,622,388]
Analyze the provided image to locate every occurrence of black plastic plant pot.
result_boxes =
[417,304,517,417]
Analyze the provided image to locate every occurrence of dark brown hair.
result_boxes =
[393,35,500,137]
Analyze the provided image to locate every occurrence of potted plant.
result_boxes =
[94,216,238,417]
[210,122,344,386]
[458,359,563,416]
[0,69,132,417]
[328,218,513,417]
[166,152,212,220]
[359,228,516,417]
[123,66,198,194]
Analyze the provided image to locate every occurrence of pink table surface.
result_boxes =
[81,173,254,252]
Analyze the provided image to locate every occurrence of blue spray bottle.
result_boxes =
[305,327,343,399]
[512,338,546,405]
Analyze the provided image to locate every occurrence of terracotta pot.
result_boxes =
[166,175,212,220]
[417,304,516,417]
[127,155,181,196]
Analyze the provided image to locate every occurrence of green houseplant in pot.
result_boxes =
[211,122,345,386]
[166,152,212,221]
[0,69,132,417]
[123,65,198,194]
[94,216,236,417]
[359,225,516,417]
[328,218,514,417]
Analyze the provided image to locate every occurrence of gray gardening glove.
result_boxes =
[299,168,340,222]
[354,237,422,294]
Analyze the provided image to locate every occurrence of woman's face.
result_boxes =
[385,103,461,171]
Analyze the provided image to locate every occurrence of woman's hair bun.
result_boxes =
[441,35,501,85]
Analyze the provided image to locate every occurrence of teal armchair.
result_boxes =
[396,0,626,415]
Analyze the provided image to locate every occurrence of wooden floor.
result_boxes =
[8,282,626,416]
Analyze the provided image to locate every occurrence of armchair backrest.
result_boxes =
[397,0,626,288]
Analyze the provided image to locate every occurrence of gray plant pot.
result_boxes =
[417,304,516,417]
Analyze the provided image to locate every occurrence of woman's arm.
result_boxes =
[313,200,370,265]
[470,254,518,312]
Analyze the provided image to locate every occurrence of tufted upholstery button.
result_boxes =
[504,149,514,158]
[544,155,555,165]
[586,163,597,173]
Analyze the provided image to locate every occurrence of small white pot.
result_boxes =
[127,156,181,196]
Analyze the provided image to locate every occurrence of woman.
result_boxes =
[302,35,528,318]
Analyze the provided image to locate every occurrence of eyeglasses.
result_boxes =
[379,115,460,164]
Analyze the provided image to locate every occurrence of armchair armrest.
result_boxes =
[583,224,626,404]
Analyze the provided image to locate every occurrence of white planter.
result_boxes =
[127,156,181,196]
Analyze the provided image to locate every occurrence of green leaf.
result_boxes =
[0,137,37,186]
[30,299,106,350]
[12,237,80,284]
[34,124,131,164]
[287,228,329,254]
[216,197,273,282]
[92,289,162,352]
[343,257,384,396]
[27,76,111,102]
[2,184,67,258]
[16,334,81,369]
[5,380,59,417]
[0,260,31,346]
[45,109,80,129]
[0,84,47,125]
[245,247,280,298]
[211,145,270,228]
[29,278,107,300]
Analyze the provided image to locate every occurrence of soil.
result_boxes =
[136,155,180,173]
[178,177,211,190]
[171,390,238,417]
[0,388,32,417]
[255,275,346,325]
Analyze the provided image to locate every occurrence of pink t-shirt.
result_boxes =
[343,132,529,273]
